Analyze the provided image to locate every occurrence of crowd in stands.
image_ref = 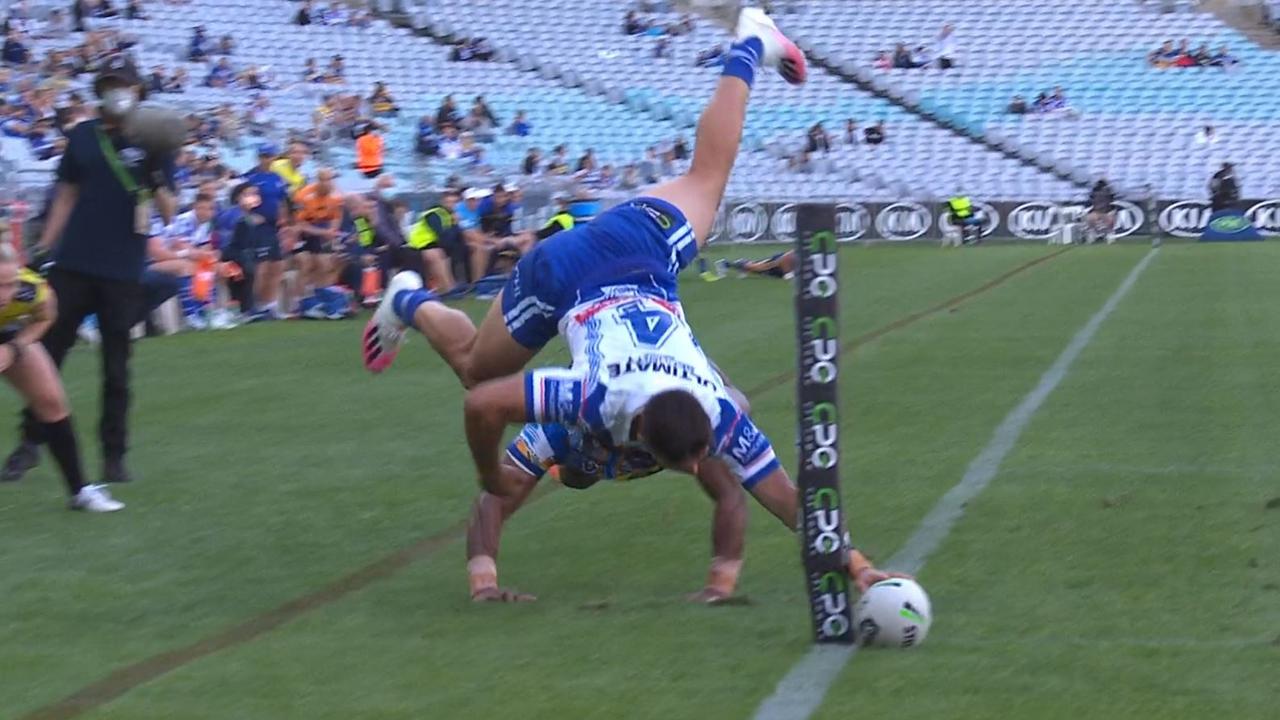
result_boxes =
[293,0,373,29]
[1268,1,1280,34]
[873,24,958,70]
[448,35,494,63]
[1147,39,1238,68]
[1007,87,1078,118]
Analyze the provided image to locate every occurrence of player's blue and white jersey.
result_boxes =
[523,294,779,487]
[163,210,215,249]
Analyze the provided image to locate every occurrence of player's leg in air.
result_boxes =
[711,249,797,279]
[361,5,805,388]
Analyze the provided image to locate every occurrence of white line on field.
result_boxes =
[752,248,1160,720]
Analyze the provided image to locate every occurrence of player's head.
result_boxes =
[639,389,712,474]
[0,239,18,308]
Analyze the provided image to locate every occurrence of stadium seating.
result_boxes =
[423,0,1079,201]
[786,0,1280,199]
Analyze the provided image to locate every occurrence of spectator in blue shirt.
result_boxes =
[415,115,438,156]
[2,29,30,65]
[205,58,234,88]
[507,110,531,137]
[189,26,209,62]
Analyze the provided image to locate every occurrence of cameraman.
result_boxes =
[1084,177,1116,244]
[1209,162,1240,212]
[2,57,177,485]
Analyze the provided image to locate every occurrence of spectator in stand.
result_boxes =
[521,147,541,174]
[576,148,597,174]
[910,44,932,68]
[672,135,689,161]
[618,164,641,191]
[189,25,209,61]
[1211,44,1238,68]
[369,82,398,117]
[169,67,187,92]
[415,115,438,157]
[806,122,830,154]
[872,51,892,70]
[438,124,461,159]
[125,0,147,20]
[545,144,569,175]
[696,44,725,68]
[1191,42,1213,66]
[303,57,321,82]
[472,95,498,127]
[148,64,167,94]
[216,34,234,56]
[1008,94,1028,114]
[864,120,886,146]
[1148,39,1178,68]
[892,42,918,69]
[205,57,233,88]
[1042,86,1078,118]
[96,0,120,18]
[296,0,313,26]
[436,95,461,128]
[595,164,617,189]
[624,11,649,35]
[355,122,384,179]
[465,105,495,141]
[507,110,531,137]
[325,54,345,83]
[42,9,70,38]
[1194,124,1219,147]
[935,23,956,69]
[3,29,30,65]
[270,141,309,196]
[653,36,672,59]
[843,118,859,145]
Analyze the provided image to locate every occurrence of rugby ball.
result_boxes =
[853,578,932,648]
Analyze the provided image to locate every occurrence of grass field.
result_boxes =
[2,243,1278,720]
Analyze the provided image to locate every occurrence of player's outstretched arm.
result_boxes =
[463,373,532,497]
[690,458,749,604]
[466,459,540,603]
[746,467,911,593]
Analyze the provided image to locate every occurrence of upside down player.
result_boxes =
[362,6,807,388]
[467,408,895,604]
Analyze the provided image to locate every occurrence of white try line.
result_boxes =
[752,248,1160,720]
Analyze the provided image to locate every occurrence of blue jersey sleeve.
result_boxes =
[714,407,780,489]
[523,368,586,424]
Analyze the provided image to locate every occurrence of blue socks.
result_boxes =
[392,288,437,326]
[721,37,764,88]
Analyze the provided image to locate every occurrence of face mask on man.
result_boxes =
[100,88,137,118]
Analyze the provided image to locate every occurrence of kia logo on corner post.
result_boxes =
[1056,201,1145,238]
[834,203,871,242]
[937,202,1000,239]
[1158,200,1214,238]
[875,202,932,241]
[729,202,768,243]
[1246,199,1280,236]
[707,203,727,244]
[1008,201,1061,240]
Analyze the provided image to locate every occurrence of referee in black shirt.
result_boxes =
[1,57,177,485]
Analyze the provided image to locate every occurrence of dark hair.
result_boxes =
[641,390,712,465]
[193,193,214,204]
[230,182,256,203]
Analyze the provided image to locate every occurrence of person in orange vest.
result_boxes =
[355,122,384,179]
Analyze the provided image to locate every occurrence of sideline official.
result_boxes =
[1,57,177,485]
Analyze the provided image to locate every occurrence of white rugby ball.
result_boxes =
[853,578,932,648]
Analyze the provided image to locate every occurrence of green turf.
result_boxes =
[1,244,1276,720]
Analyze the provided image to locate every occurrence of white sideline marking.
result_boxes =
[752,249,1160,720]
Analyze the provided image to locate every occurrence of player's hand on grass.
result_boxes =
[471,586,537,603]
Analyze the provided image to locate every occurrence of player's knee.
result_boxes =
[28,384,69,423]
